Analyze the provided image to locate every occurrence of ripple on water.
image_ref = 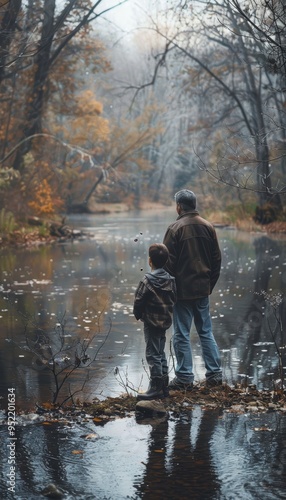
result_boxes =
[0,409,285,499]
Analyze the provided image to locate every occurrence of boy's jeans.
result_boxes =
[143,324,168,378]
[172,297,222,383]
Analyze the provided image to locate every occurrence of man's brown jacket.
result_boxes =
[163,210,221,300]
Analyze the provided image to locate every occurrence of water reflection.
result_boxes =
[0,408,285,499]
[231,236,286,387]
[0,212,286,409]
[135,408,220,499]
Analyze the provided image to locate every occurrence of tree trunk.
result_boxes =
[230,5,282,211]
[0,0,22,84]
[13,0,56,170]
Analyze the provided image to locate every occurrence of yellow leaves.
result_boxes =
[64,90,110,148]
[28,178,64,217]
[75,90,103,116]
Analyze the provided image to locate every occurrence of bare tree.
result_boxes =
[132,0,286,214]
[230,0,286,176]
[22,311,112,406]
[231,0,286,85]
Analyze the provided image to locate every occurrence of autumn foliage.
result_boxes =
[28,178,64,217]
[0,31,162,218]
[0,1,162,221]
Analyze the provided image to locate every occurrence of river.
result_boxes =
[0,210,286,499]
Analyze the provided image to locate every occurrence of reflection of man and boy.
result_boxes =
[133,189,222,399]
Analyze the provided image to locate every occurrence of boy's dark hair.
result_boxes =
[149,243,169,268]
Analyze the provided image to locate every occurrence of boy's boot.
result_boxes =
[137,377,164,400]
[162,375,169,397]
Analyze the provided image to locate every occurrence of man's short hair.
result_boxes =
[175,189,196,210]
[149,243,169,268]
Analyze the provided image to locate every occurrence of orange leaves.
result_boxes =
[64,90,110,149]
[28,178,64,217]
[93,417,104,424]
[75,90,103,116]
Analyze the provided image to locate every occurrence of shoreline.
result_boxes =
[1,204,285,420]
[1,203,286,250]
[4,383,286,425]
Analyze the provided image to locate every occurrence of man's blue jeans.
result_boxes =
[172,297,222,383]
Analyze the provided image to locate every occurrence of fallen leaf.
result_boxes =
[83,433,98,440]
[42,402,55,410]
[72,450,84,455]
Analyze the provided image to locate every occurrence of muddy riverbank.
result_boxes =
[9,383,286,425]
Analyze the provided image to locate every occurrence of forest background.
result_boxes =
[0,0,285,241]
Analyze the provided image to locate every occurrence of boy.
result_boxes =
[133,243,177,400]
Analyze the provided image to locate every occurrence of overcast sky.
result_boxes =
[101,0,160,32]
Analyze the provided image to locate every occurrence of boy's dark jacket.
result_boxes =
[133,268,177,330]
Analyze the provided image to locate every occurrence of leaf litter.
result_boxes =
[8,382,286,430]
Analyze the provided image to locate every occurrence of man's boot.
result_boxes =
[137,377,164,400]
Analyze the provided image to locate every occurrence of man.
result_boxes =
[163,189,222,390]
